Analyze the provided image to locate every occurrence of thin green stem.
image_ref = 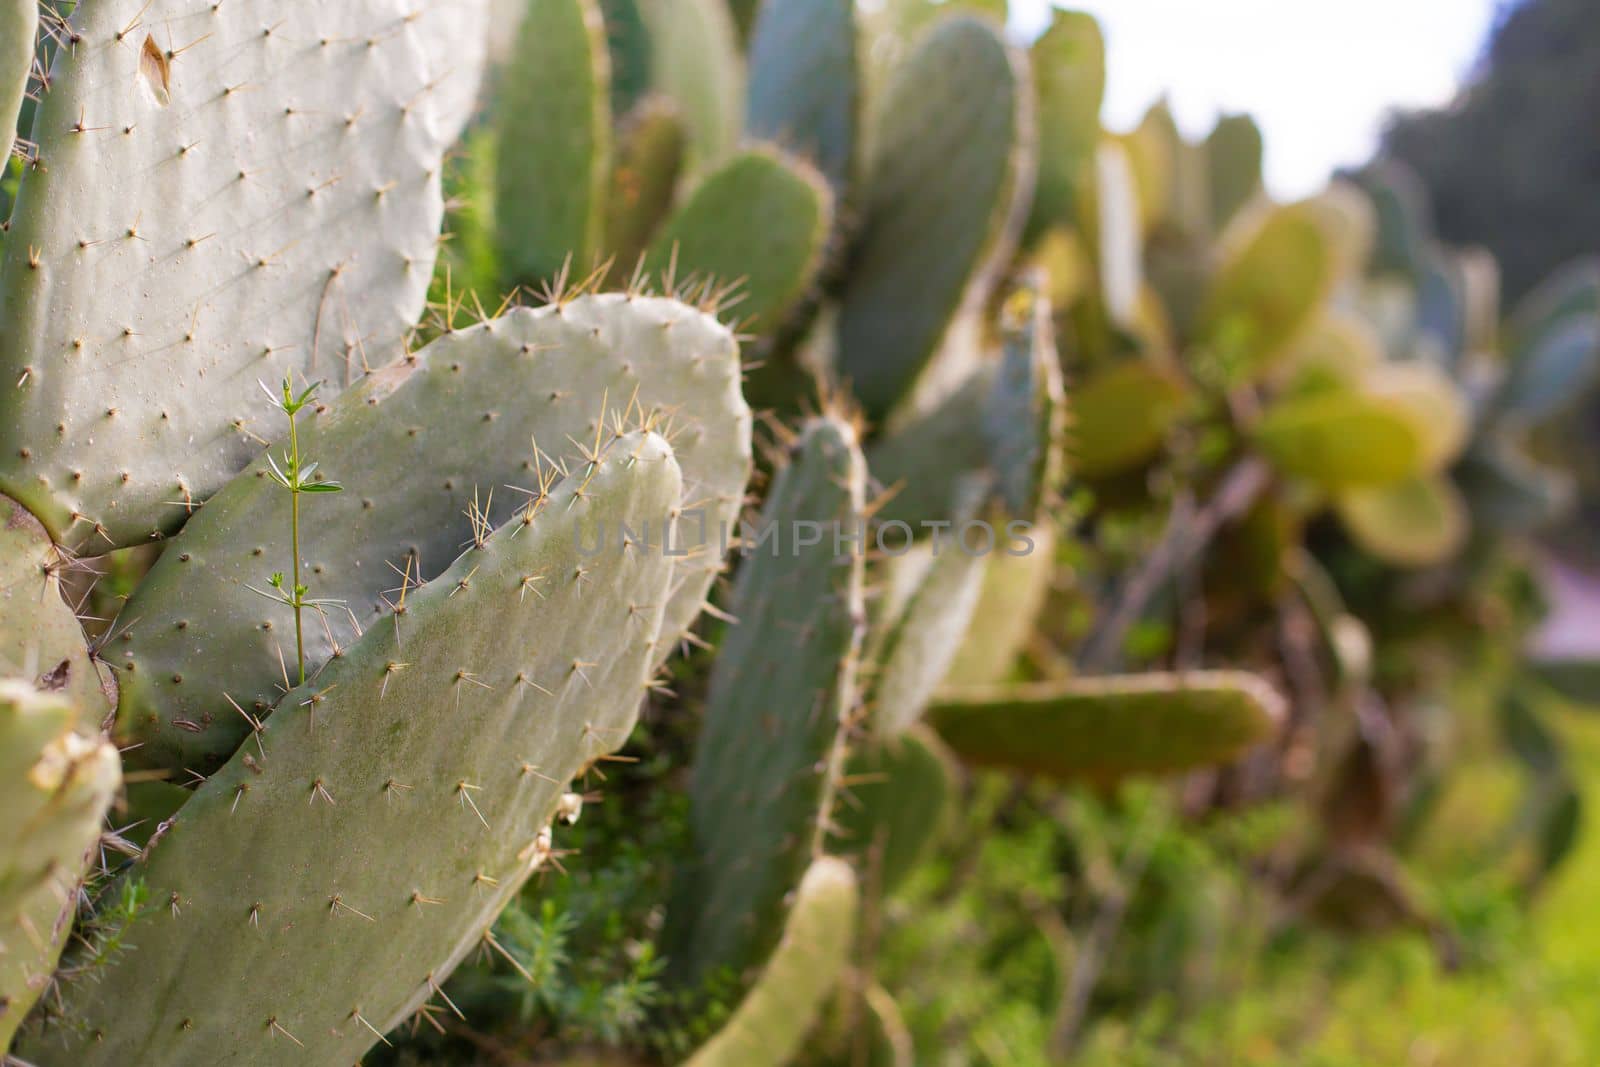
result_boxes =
[287,405,306,687]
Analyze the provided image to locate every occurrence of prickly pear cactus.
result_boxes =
[836,14,1033,421]
[665,416,865,991]
[110,294,750,776]
[1,496,110,719]
[0,679,120,1053]
[20,430,683,1065]
[929,671,1286,783]
[0,0,489,549]
[682,858,859,1067]
[745,0,859,195]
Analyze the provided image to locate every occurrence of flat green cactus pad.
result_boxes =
[1254,390,1425,490]
[0,0,32,167]
[1336,475,1468,569]
[1198,200,1337,384]
[833,724,957,895]
[645,148,832,334]
[21,432,682,1065]
[943,519,1056,687]
[1497,259,1600,423]
[983,284,1067,522]
[1205,114,1264,233]
[870,509,991,737]
[0,0,489,550]
[0,679,120,1054]
[1025,9,1105,244]
[683,858,859,1067]
[496,0,612,286]
[1069,360,1189,479]
[113,295,750,775]
[640,0,744,170]
[929,671,1286,782]
[836,14,1030,421]
[1,495,111,721]
[666,416,865,990]
[865,365,994,531]
[746,0,859,194]
[605,96,687,279]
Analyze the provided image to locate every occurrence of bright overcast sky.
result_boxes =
[1010,0,1502,198]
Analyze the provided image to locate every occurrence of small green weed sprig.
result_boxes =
[251,376,343,687]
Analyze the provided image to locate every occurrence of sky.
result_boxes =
[1011,0,1503,198]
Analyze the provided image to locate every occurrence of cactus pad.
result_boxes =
[0,0,32,167]
[983,284,1067,521]
[496,0,611,286]
[929,671,1286,782]
[605,96,687,279]
[1025,9,1105,243]
[0,680,120,1055]
[1,495,110,721]
[683,857,859,1067]
[22,431,682,1065]
[645,147,832,334]
[833,724,957,895]
[943,519,1056,687]
[0,0,489,549]
[746,0,858,194]
[1336,475,1468,568]
[1205,114,1264,232]
[836,14,1031,420]
[113,295,750,774]
[665,416,865,990]
[1254,390,1425,490]
[641,0,744,169]
[1069,361,1188,479]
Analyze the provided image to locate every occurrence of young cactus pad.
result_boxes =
[928,671,1286,783]
[644,147,832,334]
[0,0,33,166]
[0,680,120,1054]
[683,857,859,1067]
[496,0,612,286]
[1,496,110,720]
[833,724,958,895]
[0,0,489,549]
[112,295,750,775]
[20,431,682,1065]
[836,14,1033,421]
[745,0,859,195]
[665,416,865,990]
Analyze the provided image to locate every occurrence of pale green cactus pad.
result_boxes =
[606,96,687,279]
[645,147,832,333]
[870,512,991,737]
[1,496,110,721]
[1205,113,1264,232]
[834,724,957,895]
[0,0,489,550]
[496,0,612,285]
[1198,200,1337,384]
[929,671,1286,782]
[1254,390,1425,490]
[746,0,859,194]
[0,0,32,166]
[983,284,1067,522]
[20,431,681,1065]
[112,295,750,775]
[943,519,1056,687]
[665,416,865,990]
[1069,360,1189,479]
[1496,258,1600,423]
[1336,475,1468,569]
[0,679,120,1054]
[836,14,1031,420]
[683,857,859,1067]
[641,0,744,170]
[865,364,994,531]
[1025,9,1105,243]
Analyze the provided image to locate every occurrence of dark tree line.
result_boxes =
[1381,0,1600,305]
